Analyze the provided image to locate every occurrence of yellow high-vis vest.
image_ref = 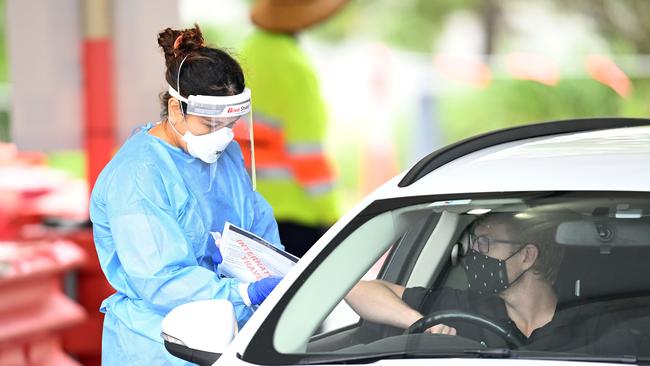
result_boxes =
[236,30,340,226]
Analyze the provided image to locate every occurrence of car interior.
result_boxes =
[248,192,650,363]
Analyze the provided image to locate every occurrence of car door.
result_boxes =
[229,195,467,365]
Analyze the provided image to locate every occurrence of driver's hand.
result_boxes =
[425,323,457,336]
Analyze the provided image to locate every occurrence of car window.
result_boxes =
[272,208,415,353]
[244,192,650,365]
[318,247,391,334]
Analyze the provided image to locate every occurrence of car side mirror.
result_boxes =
[161,299,237,366]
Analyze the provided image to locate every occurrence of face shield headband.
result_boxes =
[167,84,252,121]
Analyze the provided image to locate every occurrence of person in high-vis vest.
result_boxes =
[236,0,348,257]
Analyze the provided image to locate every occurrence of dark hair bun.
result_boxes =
[157,23,205,68]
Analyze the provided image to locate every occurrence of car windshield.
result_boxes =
[245,192,650,364]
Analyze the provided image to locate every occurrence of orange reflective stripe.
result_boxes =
[290,153,334,187]
[234,115,336,192]
[234,118,287,169]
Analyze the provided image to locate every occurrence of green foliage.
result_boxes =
[0,110,8,142]
[308,0,367,42]
[310,0,480,52]
[0,0,7,83]
[553,0,650,53]
[439,78,650,143]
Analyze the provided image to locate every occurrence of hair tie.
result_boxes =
[173,35,183,50]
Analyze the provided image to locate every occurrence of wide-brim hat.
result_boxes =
[251,0,349,33]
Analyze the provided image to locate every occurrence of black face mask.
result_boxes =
[462,247,526,295]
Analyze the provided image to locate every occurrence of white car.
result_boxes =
[162,118,650,365]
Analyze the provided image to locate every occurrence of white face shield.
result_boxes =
[168,84,256,190]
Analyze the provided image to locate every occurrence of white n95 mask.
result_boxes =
[182,126,234,164]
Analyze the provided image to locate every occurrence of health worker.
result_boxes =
[90,24,282,365]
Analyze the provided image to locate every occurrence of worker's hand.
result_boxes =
[248,276,282,305]
[425,323,457,336]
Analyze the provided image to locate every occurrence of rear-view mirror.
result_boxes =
[556,219,650,247]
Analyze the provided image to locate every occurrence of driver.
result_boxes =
[345,211,565,347]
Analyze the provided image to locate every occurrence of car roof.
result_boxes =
[381,118,650,199]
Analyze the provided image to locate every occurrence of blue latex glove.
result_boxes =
[247,276,282,305]
[210,245,222,265]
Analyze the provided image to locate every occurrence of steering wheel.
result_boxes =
[404,310,525,348]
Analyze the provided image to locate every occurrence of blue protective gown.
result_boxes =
[90,123,281,365]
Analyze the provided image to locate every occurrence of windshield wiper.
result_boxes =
[515,353,646,364]
[299,348,521,364]
[467,349,649,364]
[299,349,650,365]
[298,350,479,364]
